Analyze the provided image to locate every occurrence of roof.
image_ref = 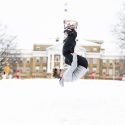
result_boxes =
[36,37,101,47]
[77,39,101,46]
[34,37,61,46]
[46,43,87,57]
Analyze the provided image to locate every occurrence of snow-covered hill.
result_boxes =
[0,79,125,125]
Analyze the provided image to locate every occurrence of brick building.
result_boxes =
[8,39,125,80]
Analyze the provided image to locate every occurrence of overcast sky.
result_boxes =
[0,0,124,50]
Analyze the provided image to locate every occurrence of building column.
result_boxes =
[60,54,63,69]
[47,53,51,73]
[51,53,54,73]
[113,59,115,80]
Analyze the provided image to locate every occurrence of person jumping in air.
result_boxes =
[59,25,88,87]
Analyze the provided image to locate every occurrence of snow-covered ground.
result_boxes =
[0,79,125,125]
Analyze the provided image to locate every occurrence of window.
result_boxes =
[109,60,113,65]
[92,67,96,72]
[43,66,47,72]
[43,57,47,63]
[116,60,120,65]
[115,70,119,76]
[103,60,106,63]
[55,55,60,62]
[93,48,97,51]
[93,59,97,64]
[26,67,30,73]
[36,57,40,63]
[109,69,113,75]
[86,48,90,52]
[20,58,23,63]
[109,60,112,63]
[42,48,46,51]
[27,58,30,63]
[102,69,106,74]
[35,66,40,72]
[36,47,40,51]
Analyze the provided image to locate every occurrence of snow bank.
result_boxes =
[0,79,125,125]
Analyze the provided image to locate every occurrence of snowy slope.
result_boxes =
[0,79,125,125]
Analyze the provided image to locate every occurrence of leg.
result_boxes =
[64,54,88,68]
[60,55,88,86]
[72,66,87,81]
[65,53,77,73]
[59,53,77,86]
[70,55,88,81]
[77,55,88,69]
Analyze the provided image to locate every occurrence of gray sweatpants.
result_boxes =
[63,53,87,82]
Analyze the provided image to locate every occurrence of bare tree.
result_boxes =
[113,4,125,52]
[0,25,20,73]
[113,4,125,75]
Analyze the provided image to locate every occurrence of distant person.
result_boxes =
[16,69,20,79]
[2,72,7,79]
[53,68,59,78]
